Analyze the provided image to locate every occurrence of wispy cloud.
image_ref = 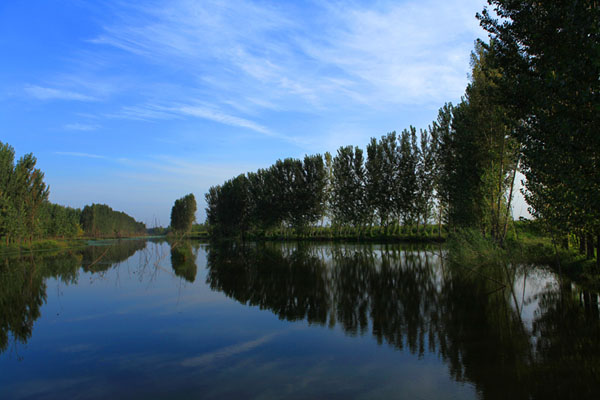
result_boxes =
[109,102,280,138]
[91,0,484,111]
[55,151,106,159]
[180,331,282,367]
[64,123,100,131]
[177,105,272,136]
[25,85,97,101]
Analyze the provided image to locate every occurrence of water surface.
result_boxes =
[1,240,598,399]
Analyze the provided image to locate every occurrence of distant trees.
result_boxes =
[80,204,146,238]
[40,203,81,238]
[205,132,442,237]
[0,142,50,244]
[206,155,327,237]
[0,142,97,244]
[203,42,525,242]
[170,193,197,235]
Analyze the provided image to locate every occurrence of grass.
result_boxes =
[0,238,89,256]
[446,222,600,289]
[210,224,448,243]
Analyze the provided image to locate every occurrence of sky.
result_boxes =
[0,0,504,226]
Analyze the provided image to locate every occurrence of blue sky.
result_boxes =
[1,0,493,226]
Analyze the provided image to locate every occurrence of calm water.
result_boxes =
[1,239,599,399]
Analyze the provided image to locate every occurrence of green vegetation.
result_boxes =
[477,0,599,265]
[169,193,197,236]
[202,1,599,274]
[1,141,146,248]
[80,204,146,238]
[447,221,600,288]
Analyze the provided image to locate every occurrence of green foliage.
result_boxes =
[39,202,81,238]
[479,0,600,253]
[331,146,369,227]
[366,132,397,225]
[0,141,63,244]
[396,127,419,224]
[170,193,197,234]
[207,155,328,237]
[81,204,146,238]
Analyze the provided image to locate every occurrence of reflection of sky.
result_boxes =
[0,242,479,399]
[510,267,559,333]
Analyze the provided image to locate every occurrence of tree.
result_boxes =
[292,154,327,230]
[414,128,436,234]
[331,146,369,227]
[170,194,197,235]
[479,0,600,255]
[0,143,49,244]
[366,133,397,226]
[0,142,16,244]
[396,127,419,226]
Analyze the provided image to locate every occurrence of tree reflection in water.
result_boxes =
[206,242,600,399]
[0,239,147,356]
[170,241,199,283]
[0,240,598,398]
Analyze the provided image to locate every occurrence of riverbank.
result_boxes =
[0,238,89,256]
[204,224,448,243]
[0,235,157,256]
[447,224,600,289]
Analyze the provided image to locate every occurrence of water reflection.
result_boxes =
[206,242,600,398]
[170,242,199,282]
[0,240,598,399]
[0,239,147,355]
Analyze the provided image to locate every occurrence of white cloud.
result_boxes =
[91,0,486,112]
[176,105,272,136]
[55,151,106,159]
[64,123,100,131]
[25,85,97,101]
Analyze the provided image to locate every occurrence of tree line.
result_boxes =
[80,203,146,238]
[0,141,146,244]
[205,0,599,264]
[204,44,518,241]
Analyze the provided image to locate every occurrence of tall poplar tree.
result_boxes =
[170,193,197,235]
[331,146,369,227]
[479,0,600,254]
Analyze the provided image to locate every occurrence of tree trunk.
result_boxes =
[579,232,586,254]
[501,157,519,245]
[495,134,506,240]
[587,233,595,259]
[597,233,600,271]
[438,207,442,238]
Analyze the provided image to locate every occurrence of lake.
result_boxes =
[1,239,599,399]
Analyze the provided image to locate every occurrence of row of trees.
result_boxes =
[80,204,146,238]
[1,141,146,243]
[205,0,599,265]
[204,43,518,241]
[205,155,328,236]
